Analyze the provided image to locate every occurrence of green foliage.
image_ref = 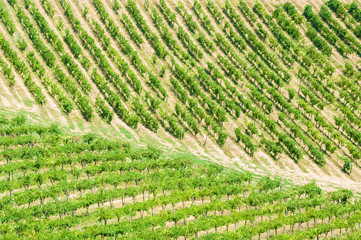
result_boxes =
[246,122,258,136]
[41,0,55,17]
[287,88,296,101]
[95,97,113,124]
[10,115,26,126]
[113,0,121,11]
[0,117,358,239]
[17,39,27,51]
[235,128,257,156]
[331,189,353,204]
[217,131,227,146]
[261,137,282,159]
[341,157,352,175]
[0,0,360,210]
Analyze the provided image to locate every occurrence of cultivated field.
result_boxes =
[1,0,361,238]
[0,116,360,239]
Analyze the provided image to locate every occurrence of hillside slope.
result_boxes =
[1,0,361,193]
[0,116,360,239]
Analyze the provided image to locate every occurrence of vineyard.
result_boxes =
[0,115,359,239]
[1,0,361,238]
